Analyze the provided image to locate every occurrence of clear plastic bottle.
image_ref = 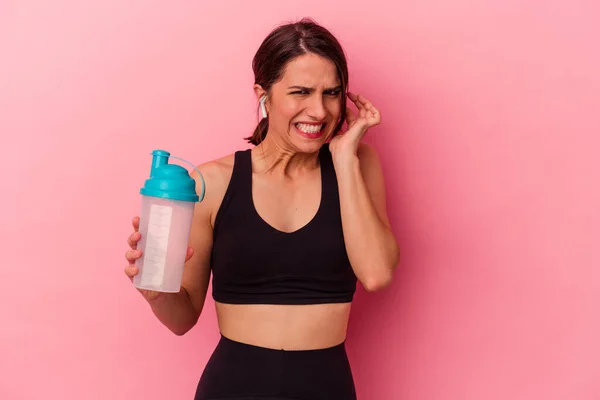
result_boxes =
[133,150,204,293]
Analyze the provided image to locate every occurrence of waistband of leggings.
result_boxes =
[218,332,347,353]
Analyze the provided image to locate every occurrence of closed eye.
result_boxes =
[324,89,342,97]
[288,85,342,97]
[288,89,342,97]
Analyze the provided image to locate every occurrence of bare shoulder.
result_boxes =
[356,142,382,173]
[356,141,379,159]
[194,153,236,188]
[190,152,237,226]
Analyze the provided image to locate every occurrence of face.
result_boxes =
[258,53,343,153]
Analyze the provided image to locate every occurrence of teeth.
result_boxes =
[296,123,323,134]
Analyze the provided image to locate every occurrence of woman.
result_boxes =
[124,18,399,400]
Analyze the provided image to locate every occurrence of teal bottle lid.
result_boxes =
[140,150,204,202]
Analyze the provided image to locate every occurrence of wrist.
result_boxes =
[331,148,360,169]
[332,156,360,178]
[145,287,182,306]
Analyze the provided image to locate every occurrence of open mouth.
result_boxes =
[294,122,326,139]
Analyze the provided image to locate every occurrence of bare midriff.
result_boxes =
[215,302,352,350]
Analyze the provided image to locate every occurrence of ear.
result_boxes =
[253,84,267,102]
[254,84,269,120]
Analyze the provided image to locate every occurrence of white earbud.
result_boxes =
[259,95,267,120]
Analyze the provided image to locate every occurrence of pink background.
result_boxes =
[1,1,599,399]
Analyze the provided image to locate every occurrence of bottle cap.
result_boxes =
[140,150,201,202]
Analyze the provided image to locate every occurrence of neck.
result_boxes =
[252,133,320,177]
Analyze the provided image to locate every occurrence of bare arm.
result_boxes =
[146,168,213,333]
[333,141,399,292]
[126,165,214,335]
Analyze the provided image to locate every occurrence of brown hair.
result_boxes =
[245,18,349,145]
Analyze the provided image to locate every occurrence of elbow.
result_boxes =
[171,300,201,336]
[172,328,189,336]
[363,270,394,292]
[170,314,199,336]
[363,251,399,293]
[171,323,194,336]
[363,250,399,292]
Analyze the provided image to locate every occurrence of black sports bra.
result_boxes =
[210,143,357,305]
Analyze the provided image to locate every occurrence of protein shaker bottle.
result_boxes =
[133,149,204,293]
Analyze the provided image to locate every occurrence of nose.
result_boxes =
[306,95,327,120]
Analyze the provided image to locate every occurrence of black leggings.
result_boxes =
[194,334,357,400]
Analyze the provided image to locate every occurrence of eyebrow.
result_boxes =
[287,85,343,92]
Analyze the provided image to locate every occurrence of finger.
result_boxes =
[347,92,365,112]
[347,92,365,113]
[125,249,142,264]
[127,231,141,249]
[363,100,380,121]
[348,92,365,105]
[355,94,373,111]
[370,106,381,123]
[124,265,139,281]
[185,246,195,262]
[359,106,367,119]
[366,104,379,119]
[132,216,140,232]
[347,91,357,102]
[354,94,380,122]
